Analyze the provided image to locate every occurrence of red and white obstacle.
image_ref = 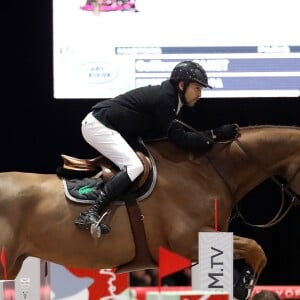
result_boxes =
[0,257,50,299]
[1,232,300,299]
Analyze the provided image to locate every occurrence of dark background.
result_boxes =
[2,1,300,285]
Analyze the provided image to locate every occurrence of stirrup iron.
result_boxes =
[90,210,110,239]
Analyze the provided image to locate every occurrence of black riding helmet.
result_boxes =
[170,61,212,89]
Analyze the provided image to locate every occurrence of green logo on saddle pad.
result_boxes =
[78,185,95,195]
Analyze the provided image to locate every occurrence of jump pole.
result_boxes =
[14,257,50,300]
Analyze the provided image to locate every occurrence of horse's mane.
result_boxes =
[143,125,300,148]
[230,125,300,150]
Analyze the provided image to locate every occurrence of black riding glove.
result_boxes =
[212,124,239,142]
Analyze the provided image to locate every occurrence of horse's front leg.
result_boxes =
[233,235,267,299]
[233,235,267,277]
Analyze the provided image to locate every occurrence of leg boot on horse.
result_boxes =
[75,170,132,232]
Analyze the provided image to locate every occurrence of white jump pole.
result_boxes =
[14,257,50,300]
[192,232,233,299]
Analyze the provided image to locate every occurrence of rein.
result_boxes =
[173,119,300,228]
[234,138,300,228]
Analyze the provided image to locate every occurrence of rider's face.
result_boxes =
[179,82,203,107]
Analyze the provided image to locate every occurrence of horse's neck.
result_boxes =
[146,127,300,200]
[232,126,300,199]
[242,127,300,171]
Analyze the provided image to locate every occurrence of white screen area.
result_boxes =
[53,0,300,99]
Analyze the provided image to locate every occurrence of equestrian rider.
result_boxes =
[75,60,239,230]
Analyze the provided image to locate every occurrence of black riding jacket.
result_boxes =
[92,80,213,151]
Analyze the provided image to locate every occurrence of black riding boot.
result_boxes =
[75,170,133,231]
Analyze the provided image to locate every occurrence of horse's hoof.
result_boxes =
[234,261,255,300]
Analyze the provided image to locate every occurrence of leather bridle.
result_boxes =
[174,119,300,228]
[233,138,300,228]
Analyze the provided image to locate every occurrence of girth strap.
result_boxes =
[116,193,156,273]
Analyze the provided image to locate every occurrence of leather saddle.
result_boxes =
[60,151,152,189]
[59,147,157,271]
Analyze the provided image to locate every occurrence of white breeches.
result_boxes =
[81,112,144,181]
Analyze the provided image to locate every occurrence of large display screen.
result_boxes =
[53,0,300,99]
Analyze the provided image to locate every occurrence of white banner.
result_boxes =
[192,232,233,299]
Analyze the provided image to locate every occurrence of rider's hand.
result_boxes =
[212,124,239,142]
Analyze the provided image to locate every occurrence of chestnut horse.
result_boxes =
[1,125,300,283]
